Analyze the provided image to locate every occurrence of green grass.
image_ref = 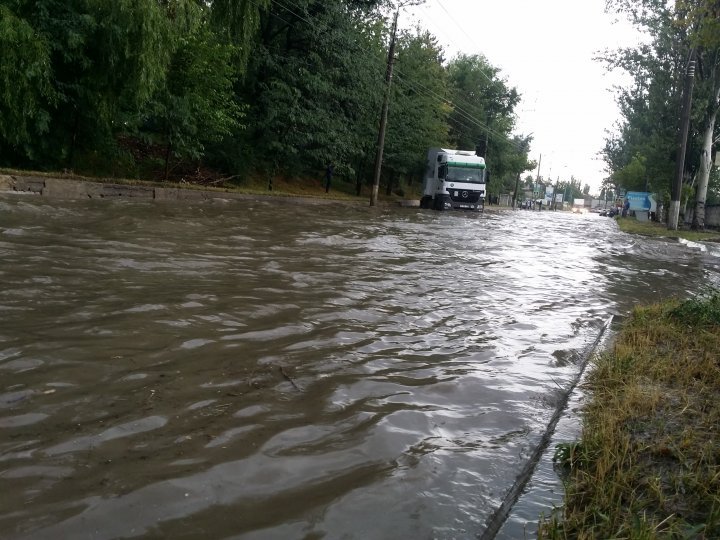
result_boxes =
[616,216,720,242]
[539,291,720,539]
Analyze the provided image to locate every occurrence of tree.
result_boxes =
[681,0,720,230]
[600,29,684,197]
[1,0,536,193]
[604,0,720,229]
[238,0,385,180]
[0,0,178,169]
[446,54,519,154]
[383,28,450,193]
[445,54,529,197]
[558,175,585,203]
[611,154,647,191]
[209,0,270,69]
[0,5,54,163]
[134,13,242,179]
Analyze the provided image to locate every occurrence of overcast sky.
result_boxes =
[405,0,644,194]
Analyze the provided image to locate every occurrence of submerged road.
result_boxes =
[1,195,718,538]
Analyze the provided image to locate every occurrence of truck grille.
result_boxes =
[448,190,482,203]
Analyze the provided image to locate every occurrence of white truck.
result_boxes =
[419,148,487,211]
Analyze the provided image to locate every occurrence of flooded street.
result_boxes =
[1,195,719,539]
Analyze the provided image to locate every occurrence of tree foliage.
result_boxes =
[602,0,720,222]
[0,0,533,191]
[384,28,450,186]
[445,54,531,194]
[0,5,53,157]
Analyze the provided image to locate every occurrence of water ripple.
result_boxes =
[0,196,717,538]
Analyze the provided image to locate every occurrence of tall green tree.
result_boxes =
[136,16,242,180]
[679,0,720,229]
[445,53,529,195]
[600,23,684,197]
[446,54,519,154]
[0,0,176,168]
[208,0,270,70]
[603,0,720,228]
[0,5,53,162]
[238,0,385,180]
[383,28,450,193]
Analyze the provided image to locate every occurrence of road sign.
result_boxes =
[626,191,651,211]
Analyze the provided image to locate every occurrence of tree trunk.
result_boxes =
[668,200,681,230]
[692,81,720,230]
[67,108,81,170]
[682,172,697,224]
[164,139,172,181]
[385,171,395,196]
[355,158,365,196]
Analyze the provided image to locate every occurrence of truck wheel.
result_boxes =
[434,196,444,211]
[420,196,431,209]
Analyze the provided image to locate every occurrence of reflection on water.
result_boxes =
[0,196,717,539]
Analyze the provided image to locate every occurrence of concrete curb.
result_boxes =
[0,174,392,207]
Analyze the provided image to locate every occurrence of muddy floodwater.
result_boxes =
[1,195,719,539]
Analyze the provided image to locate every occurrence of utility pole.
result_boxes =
[669,50,696,230]
[512,172,520,209]
[370,10,399,207]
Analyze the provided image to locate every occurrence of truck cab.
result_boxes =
[420,148,487,211]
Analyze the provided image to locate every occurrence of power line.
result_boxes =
[394,75,525,156]
[394,76,473,134]
[248,0,527,152]
[266,0,486,115]
[434,0,494,85]
[395,72,525,151]
[270,0,507,131]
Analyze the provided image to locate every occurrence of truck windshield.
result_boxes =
[446,166,484,183]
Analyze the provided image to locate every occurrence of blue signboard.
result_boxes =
[626,191,652,211]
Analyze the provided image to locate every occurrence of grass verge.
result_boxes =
[539,290,720,539]
[616,217,720,243]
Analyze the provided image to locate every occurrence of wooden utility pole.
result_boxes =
[669,50,696,230]
[370,10,399,207]
[512,173,520,209]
